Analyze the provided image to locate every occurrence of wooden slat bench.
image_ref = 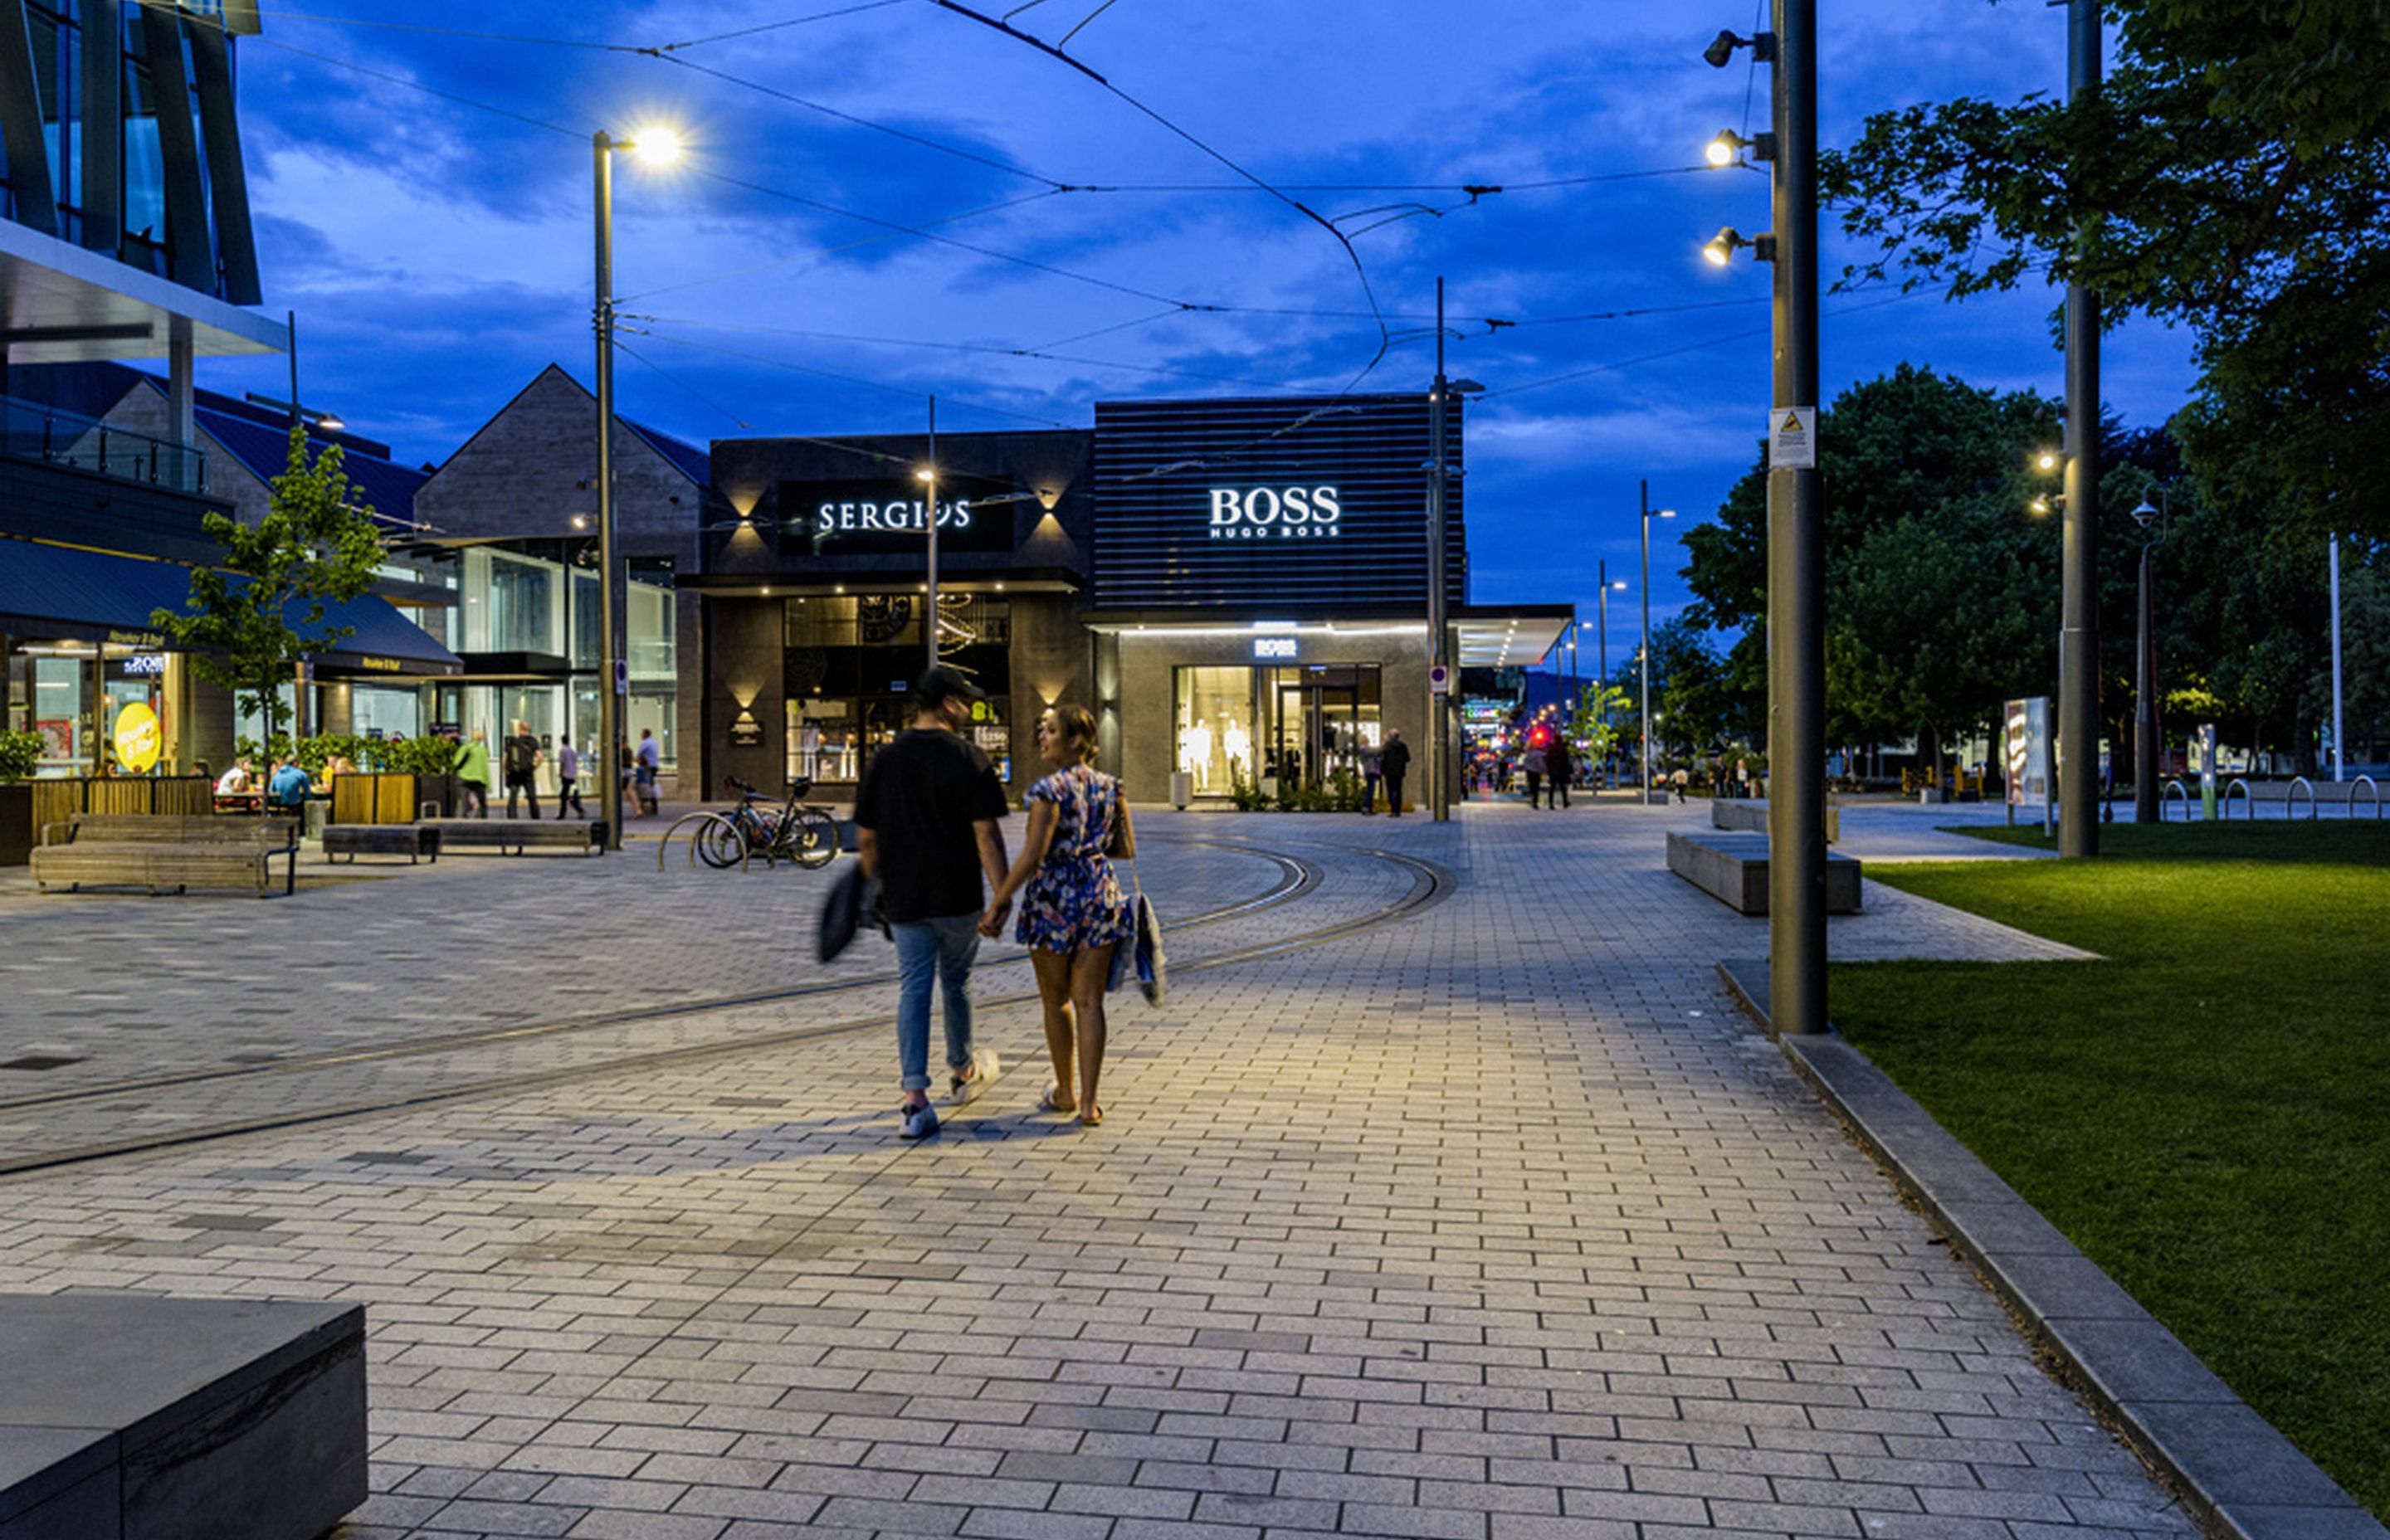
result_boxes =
[322,823,441,864]
[30,814,300,898]
[421,818,606,855]
[1667,830,1862,916]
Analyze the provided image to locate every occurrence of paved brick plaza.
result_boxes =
[0,801,2188,1539]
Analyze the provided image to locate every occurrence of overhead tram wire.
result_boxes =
[923,0,1398,389]
[620,326,1078,432]
[213,1,903,51]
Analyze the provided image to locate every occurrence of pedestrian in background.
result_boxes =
[982,704,1134,1127]
[1523,743,1548,808]
[454,729,490,818]
[503,719,542,819]
[1379,729,1412,816]
[633,729,661,816]
[854,667,1012,1140]
[555,740,584,818]
[1545,735,1572,809]
[1361,743,1383,815]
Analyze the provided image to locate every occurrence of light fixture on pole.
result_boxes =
[1597,564,1627,786]
[593,123,681,852]
[1705,2,1824,1034]
[2129,490,2170,822]
[1701,227,1777,267]
[1639,483,1675,799]
[1705,129,1777,168]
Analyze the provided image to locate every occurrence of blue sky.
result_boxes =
[204,0,2193,672]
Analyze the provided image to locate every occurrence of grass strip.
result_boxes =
[1832,822,2390,1518]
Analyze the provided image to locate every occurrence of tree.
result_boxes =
[1818,0,2390,539]
[1680,365,2065,774]
[1570,681,1632,770]
[151,426,385,752]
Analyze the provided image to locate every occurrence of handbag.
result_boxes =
[1129,865,1165,1006]
[817,861,883,963]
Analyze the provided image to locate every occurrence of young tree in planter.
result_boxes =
[151,426,383,752]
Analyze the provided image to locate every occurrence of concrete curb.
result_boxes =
[1718,958,2386,1540]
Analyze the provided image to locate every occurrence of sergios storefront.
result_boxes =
[687,395,1565,805]
[689,429,1097,799]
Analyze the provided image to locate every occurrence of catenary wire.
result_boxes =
[631,317,1305,393]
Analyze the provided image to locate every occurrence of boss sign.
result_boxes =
[1207,485,1344,540]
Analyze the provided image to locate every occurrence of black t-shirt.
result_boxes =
[852,729,1009,922]
[503,733,539,778]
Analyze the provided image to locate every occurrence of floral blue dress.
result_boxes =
[1016,764,1131,953]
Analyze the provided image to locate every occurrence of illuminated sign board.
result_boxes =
[1253,636,1298,660]
[1208,486,1342,540]
[781,481,1014,554]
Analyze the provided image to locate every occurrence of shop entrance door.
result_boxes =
[1261,665,1382,790]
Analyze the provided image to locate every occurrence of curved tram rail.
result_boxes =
[0,840,1448,1177]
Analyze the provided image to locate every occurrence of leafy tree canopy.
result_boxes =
[1819,0,2390,538]
[151,426,385,748]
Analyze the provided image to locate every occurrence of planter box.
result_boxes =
[329,772,456,824]
[0,783,29,867]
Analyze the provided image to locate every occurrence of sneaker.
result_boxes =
[950,1046,1002,1104]
[898,1101,940,1139]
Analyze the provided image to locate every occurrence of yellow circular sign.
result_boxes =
[113,702,162,773]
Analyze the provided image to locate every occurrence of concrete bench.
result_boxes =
[1668,830,1862,916]
[1712,798,1841,844]
[422,818,606,855]
[0,1294,366,1540]
[30,814,300,898]
[323,823,441,864]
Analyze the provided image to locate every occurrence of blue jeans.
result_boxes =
[892,914,982,1093]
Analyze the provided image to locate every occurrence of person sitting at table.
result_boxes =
[215,756,255,796]
[266,757,312,814]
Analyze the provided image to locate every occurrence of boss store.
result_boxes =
[689,429,1097,797]
[1085,394,1569,803]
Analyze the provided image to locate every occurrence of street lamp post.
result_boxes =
[2130,491,2169,823]
[920,396,939,674]
[593,125,678,851]
[2059,0,2103,855]
[1639,481,1675,798]
[1597,563,1625,785]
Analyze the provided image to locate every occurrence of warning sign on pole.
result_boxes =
[1769,407,1817,470]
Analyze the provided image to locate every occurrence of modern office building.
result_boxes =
[1,0,456,777]
[687,393,1568,802]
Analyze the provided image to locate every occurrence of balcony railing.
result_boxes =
[0,394,208,495]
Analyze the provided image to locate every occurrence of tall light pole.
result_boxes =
[919,396,939,674]
[1597,564,1626,785]
[2330,535,2345,782]
[2130,491,2168,822]
[1705,4,1825,1034]
[1639,481,1675,797]
[1423,281,1481,822]
[2059,0,2103,855]
[593,125,679,850]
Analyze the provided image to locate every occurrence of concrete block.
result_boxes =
[0,1294,368,1540]
[1665,831,1861,915]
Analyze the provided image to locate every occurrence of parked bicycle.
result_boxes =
[697,776,839,870]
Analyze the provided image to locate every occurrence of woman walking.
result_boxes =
[982,704,1135,1126]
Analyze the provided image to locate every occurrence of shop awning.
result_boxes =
[0,537,460,673]
[1456,606,1573,669]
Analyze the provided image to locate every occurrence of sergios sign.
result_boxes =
[780,480,1012,553]
[1207,485,1343,540]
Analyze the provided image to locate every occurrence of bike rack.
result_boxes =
[2162,778,2189,821]
[2286,775,2316,821]
[2353,774,2383,821]
[2223,777,2252,819]
[656,810,752,871]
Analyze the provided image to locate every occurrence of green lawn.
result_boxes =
[1833,821,2390,1518]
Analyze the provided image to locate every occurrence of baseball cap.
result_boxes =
[915,665,986,708]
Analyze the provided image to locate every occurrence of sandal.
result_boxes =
[1078,1104,1103,1128]
[1039,1080,1077,1114]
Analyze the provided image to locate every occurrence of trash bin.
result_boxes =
[303,799,329,839]
[1169,771,1193,811]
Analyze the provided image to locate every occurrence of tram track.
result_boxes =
[0,841,1451,1177]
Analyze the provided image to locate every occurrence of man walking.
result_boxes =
[1545,734,1572,809]
[502,719,542,819]
[854,667,1012,1138]
[633,729,661,816]
[555,739,584,818]
[1379,729,1412,817]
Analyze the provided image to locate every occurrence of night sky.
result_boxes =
[205,1,2193,669]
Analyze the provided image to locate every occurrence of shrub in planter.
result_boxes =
[0,729,42,867]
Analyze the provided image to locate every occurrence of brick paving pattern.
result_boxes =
[0,801,2191,1538]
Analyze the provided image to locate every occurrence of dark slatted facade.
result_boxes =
[1091,395,1466,612]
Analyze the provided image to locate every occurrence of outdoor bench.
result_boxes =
[323,823,441,864]
[1667,829,1862,916]
[30,813,300,898]
[421,817,607,855]
[0,1293,366,1540]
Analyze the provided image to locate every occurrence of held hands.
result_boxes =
[978,897,1012,938]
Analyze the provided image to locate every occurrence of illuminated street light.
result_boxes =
[593,121,682,850]
[1705,129,1776,167]
[1703,227,1777,266]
